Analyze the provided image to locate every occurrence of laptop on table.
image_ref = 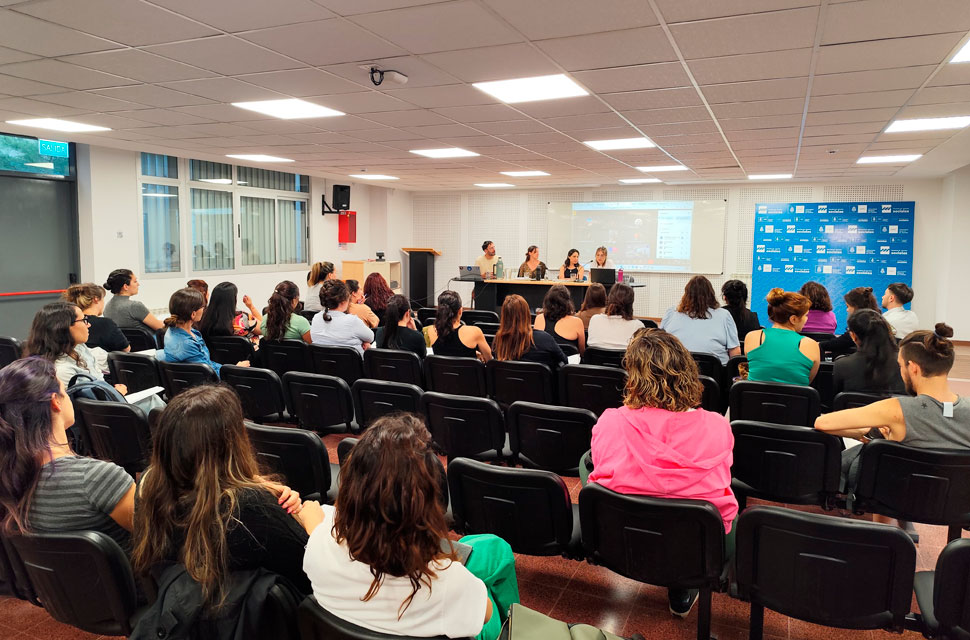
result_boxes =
[457,265,483,281]
[590,268,616,285]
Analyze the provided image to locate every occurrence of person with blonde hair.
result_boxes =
[305,261,336,312]
[62,283,129,371]
[744,288,820,385]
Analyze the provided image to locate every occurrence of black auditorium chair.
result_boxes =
[245,422,336,503]
[730,420,842,510]
[475,322,500,335]
[851,439,970,542]
[725,354,747,382]
[420,392,507,462]
[73,399,152,479]
[448,457,580,558]
[107,351,162,394]
[416,308,437,326]
[579,483,728,640]
[336,437,358,466]
[729,380,821,427]
[119,326,157,351]
[299,596,464,640]
[157,361,217,398]
[735,505,916,639]
[423,355,487,397]
[690,352,724,383]
[351,379,423,432]
[640,319,659,329]
[283,372,357,433]
[363,348,423,387]
[460,309,499,326]
[833,391,892,411]
[298,309,317,323]
[258,339,312,378]
[220,365,287,423]
[0,533,32,602]
[698,375,721,413]
[582,347,626,368]
[800,331,838,343]
[309,344,364,386]
[204,335,255,365]
[913,538,970,640]
[486,360,555,406]
[507,401,596,475]
[811,361,835,410]
[558,364,626,417]
[0,336,22,369]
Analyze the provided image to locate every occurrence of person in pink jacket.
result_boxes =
[587,328,738,618]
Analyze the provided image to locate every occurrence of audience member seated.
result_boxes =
[588,283,642,349]
[587,329,737,618]
[816,323,970,487]
[199,281,261,342]
[661,276,741,365]
[62,283,129,372]
[882,282,920,339]
[132,385,314,600]
[494,295,567,371]
[186,279,209,305]
[517,245,547,279]
[374,295,427,358]
[102,268,164,333]
[305,261,336,313]
[158,288,250,375]
[303,413,515,640]
[363,272,394,326]
[720,279,760,347]
[798,281,837,333]
[310,280,374,357]
[577,282,607,330]
[534,284,586,354]
[346,279,379,329]
[0,357,135,550]
[745,288,820,385]
[261,280,312,344]
[426,290,492,361]
[558,248,585,281]
[822,286,880,357]
[833,309,905,395]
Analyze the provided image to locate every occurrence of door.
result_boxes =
[0,175,79,340]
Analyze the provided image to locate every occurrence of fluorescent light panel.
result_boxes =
[475,183,514,187]
[748,174,792,180]
[410,147,479,158]
[226,154,293,163]
[885,116,970,132]
[636,165,688,173]
[951,39,970,63]
[857,154,922,164]
[349,174,398,180]
[619,178,662,184]
[472,74,587,104]
[500,170,549,177]
[583,137,654,151]
[6,118,109,132]
[231,99,343,119]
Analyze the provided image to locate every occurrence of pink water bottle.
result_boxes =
[617,267,624,283]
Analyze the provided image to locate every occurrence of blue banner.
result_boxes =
[751,201,915,333]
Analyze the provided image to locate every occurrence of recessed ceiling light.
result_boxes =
[748,174,792,180]
[583,137,655,151]
[636,165,689,173]
[231,99,344,119]
[500,170,549,177]
[856,154,923,164]
[473,74,588,104]
[226,154,294,163]
[349,174,398,180]
[474,183,514,188]
[409,147,479,158]
[951,39,970,63]
[6,118,109,132]
[199,178,233,184]
[885,116,970,133]
[618,178,662,184]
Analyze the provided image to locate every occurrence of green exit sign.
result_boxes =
[38,139,69,157]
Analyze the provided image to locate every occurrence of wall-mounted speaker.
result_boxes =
[333,184,351,210]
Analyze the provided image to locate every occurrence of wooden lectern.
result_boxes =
[401,248,440,308]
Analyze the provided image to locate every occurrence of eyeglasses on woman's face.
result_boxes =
[72,316,90,325]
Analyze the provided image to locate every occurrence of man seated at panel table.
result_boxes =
[475,240,499,279]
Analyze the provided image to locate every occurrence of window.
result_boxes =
[0,132,72,177]
[240,196,275,266]
[190,159,231,184]
[237,166,309,192]
[142,184,180,273]
[191,188,233,271]
[278,200,307,264]
[141,153,177,178]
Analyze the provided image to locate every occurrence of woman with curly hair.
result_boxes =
[799,281,837,334]
[363,272,394,326]
[261,280,311,343]
[533,284,585,354]
[310,279,374,356]
[660,275,740,365]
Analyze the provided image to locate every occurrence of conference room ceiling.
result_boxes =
[1,0,970,189]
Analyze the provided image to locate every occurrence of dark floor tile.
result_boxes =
[566,561,642,600]
[788,618,874,640]
[547,589,629,635]
[710,591,790,635]
[0,598,50,632]
[21,616,103,640]
[517,578,565,616]
[513,553,581,585]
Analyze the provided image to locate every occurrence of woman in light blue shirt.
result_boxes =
[310,280,374,357]
[158,288,251,375]
[661,276,741,365]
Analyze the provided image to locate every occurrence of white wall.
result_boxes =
[938,165,970,339]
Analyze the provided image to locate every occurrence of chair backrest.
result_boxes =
[416,307,437,326]
[581,347,626,367]
[363,348,423,387]
[698,375,721,413]
[832,391,891,411]
[351,379,423,431]
[726,354,747,382]
[336,437,359,466]
[297,309,317,323]
[282,371,355,432]
[423,355,487,397]
[1,532,37,603]
[558,343,579,357]
[933,538,970,638]
[460,309,499,326]
[245,421,331,501]
[309,344,364,386]
[507,401,596,475]
[74,398,152,478]
[120,326,157,351]
[8,531,138,636]
[157,361,217,398]
[729,380,821,427]
[800,331,838,343]
[448,457,576,556]
[475,322,500,335]
[486,360,555,406]
[107,351,162,393]
[811,361,835,409]
[579,482,725,590]
[853,439,970,528]
[298,596,457,640]
[419,391,505,461]
[558,363,626,416]
[220,365,286,421]
[691,352,724,382]
[735,505,916,632]
[0,336,22,369]
[640,319,658,329]
[258,339,312,378]
[205,335,255,365]
[730,420,842,507]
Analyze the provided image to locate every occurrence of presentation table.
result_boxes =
[471,278,642,313]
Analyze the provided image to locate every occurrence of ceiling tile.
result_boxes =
[821,0,970,45]
[803,122,885,136]
[159,78,286,102]
[638,120,720,136]
[0,74,65,96]
[94,84,216,108]
[60,50,218,83]
[812,66,935,96]
[401,123,482,137]
[897,102,970,118]
[112,108,214,126]
[808,89,911,111]
[171,103,271,122]
[602,87,704,110]
[311,91,415,114]
[314,0,445,17]
[536,27,678,71]
[145,36,305,76]
[702,77,809,103]
[688,48,813,85]
[719,114,803,130]
[0,46,37,65]
[816,32,965,74]
[513,96,612,118]
[431,103,522,122]
[726,127,801,141]
[0,8,120,57]
[384,84,497,109]
[421,44,560,83]
[32,91,145,112]
[364,109,454,127]
[474,120,552,135]
[928,63,970,88]
[669,7,818,59]
[240,19,405,66]
[482,0,657,39]
[543,113,628,131]
[572,63,691,94]
[0,60,135,90]
[0,96,88,117]
[711,98,806,118]
[655,0,820,23]
[234,69,364,97]
[149,0,335,32]
[623,106,712,125]
[909,85,970,105]
[804,108,898,125]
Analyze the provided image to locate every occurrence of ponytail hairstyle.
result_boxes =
[320,279,349,322]
[62,283,105,311]
[103,268,133,295]
[265,281,300,341]
[164,288,205,328]
[898,322,955,377]
[563,249,579,268]
[677,276,719,319]
[799,281,833,312]
[379,295,411,349]
[847,309,899,388]
[433,290,462,340]
[199,282,238,338]
[844,286,879,312]
[765,288,811,325]
[24,302,81,364]
[0,357,63,534]
[493,294,534,361]
[363,273,393,313]
[524,245,537,262]
[721,279,749,308]
[307,261,335,287]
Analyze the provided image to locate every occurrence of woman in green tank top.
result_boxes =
[744,288,820,385]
